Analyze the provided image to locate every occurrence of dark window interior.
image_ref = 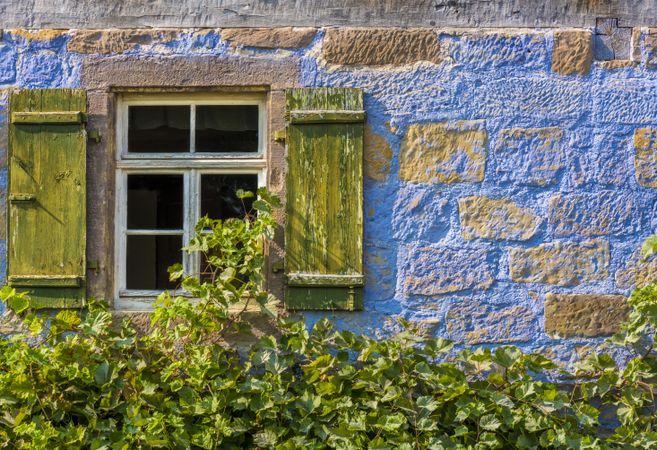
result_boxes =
[128,105,190,153]
[126,235,182,290]
[200,174,258,219]
[196,105,259,152]
[127,174,183,229]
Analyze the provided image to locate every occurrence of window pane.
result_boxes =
[126,235,182,290]
[200,174,258,219]
[128,174,183,229]
[195,105,259,152]
[128,106,190,153]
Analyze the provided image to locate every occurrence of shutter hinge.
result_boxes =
[271,260,284,273]
[87,130,102,143]
[346,286,356,311]
[273,129,286,142]
[9,193,36,203]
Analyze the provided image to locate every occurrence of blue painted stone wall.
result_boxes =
[1,27,656,363]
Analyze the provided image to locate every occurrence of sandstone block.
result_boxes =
[544,293,629,338]
[323,28,441,66]
[399,121,487,184]
[551,30,592,76]
[631,27,642,62]
[363,125,392,182]
[616,248,657,289]
[220,27,316,49]
[458,196,541,241]
[634,127,657,187]
[598,60,636,69]
[493,127,564,186]
[548,192,637,236]
[401,245,493,295]
[68,29,178,54]
[509,239,609,286]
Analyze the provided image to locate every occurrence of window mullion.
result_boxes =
[190,104,196,153]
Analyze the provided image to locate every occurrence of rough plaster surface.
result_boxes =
[0,27,656,362]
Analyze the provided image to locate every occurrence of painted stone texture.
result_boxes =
[446,299,538,344]
[323,28,441,66]
[634,127,657,187]
[392,184,449,242]
[509,240,609,286]
[548,192,637,236]
[493,127,564,186]
[220,27,316,49]
[442,31,547,70]
[67,29,179,54]
[458,196,541,241]
[544,294,630,338]
[399,121,487,184]
[363,125,392,182]
[551,30,593,75]
[400,245,493,295]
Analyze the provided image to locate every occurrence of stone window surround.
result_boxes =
[80,55,299,308]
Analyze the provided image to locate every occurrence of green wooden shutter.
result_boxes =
[285,88,365,310]
[7,89,87,308]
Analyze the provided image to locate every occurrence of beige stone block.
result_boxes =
[616,247,657,289]
[399,121,487,184]
[323,28,441,66]
[631,27,642,62]
[598,60,636,69]
[68,29,178,54]
[544,293,629,338]
[220,27,316,48]
[363,125,392,182]
[458,196,541,241]
[634,127,657,187]
[509,239,609,286]
[551,30,592,76]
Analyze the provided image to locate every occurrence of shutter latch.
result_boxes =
[87,130,102,143]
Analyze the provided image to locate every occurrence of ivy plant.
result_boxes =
[0,192,656,449]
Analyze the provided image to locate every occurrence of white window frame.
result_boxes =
[114,93,267,310]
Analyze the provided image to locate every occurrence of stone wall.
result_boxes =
[0,26,656,363]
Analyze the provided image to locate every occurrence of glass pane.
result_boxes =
[201,174,258,219]
[128,174,183,229]
[195,105,259,152]
[128,105,190,153]
[126,235,182,290]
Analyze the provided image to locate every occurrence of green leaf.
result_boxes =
[479,414,502,431]
[641,235,657,260]
[94,362,111,386]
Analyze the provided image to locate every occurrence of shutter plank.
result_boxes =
[285,88,364,310]
[8,89,87,308]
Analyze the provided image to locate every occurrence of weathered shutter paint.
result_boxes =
[8,89,87,308]
[285,88,364,310]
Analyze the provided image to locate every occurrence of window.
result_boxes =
[115,93,266,309]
